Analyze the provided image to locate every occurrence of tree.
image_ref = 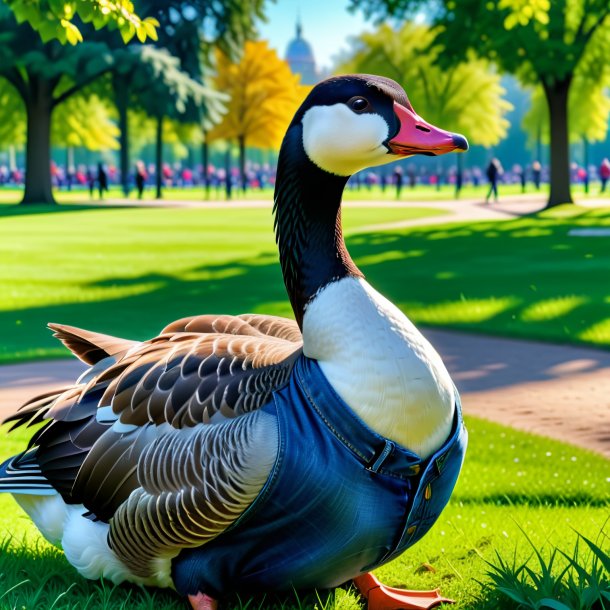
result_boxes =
[340,23,512,148]
[5,0,158,45]
[523,79,610,149]
[207,40,305,191]
[108,0,265,196]
[130,46,224,199]
[350,0,610,207]
[0,3,126,204]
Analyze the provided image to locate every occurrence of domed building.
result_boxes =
[285,19,319,85]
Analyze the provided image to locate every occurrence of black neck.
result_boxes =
[273,125,363,328]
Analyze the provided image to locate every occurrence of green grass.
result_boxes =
[0,204,445,363]
[2,203,610,363]
[0,416,607,609]
[351,205,610,347]
[0,200,609,607]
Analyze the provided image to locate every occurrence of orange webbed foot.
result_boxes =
[188,592,218,610]
[353,572,454,610]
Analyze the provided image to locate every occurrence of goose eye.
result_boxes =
[348,97,370,113]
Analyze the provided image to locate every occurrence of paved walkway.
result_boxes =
[1,329,608,458]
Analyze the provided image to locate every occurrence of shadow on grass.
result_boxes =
[455,492,608,507]
[0,203,145,218]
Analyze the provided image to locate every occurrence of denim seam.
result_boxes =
[296,365,369,462]
[295,363,421,482]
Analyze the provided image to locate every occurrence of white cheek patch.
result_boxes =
[302,104,391,176]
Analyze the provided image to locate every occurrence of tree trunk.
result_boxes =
[238,135,246,193]
[155,114,163,200]
[114,73,130,197]
[543,78,573,207]
[22,75,55,205]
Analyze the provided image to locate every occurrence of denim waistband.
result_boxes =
[293,355,463,481]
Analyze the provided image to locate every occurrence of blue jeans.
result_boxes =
[172,355,468,597]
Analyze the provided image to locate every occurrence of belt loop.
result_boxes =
[367,440,395,473]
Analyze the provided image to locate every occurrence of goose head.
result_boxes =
[274,74,468,328]
[290,73,468,177]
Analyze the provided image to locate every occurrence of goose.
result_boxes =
[0,74,468,610]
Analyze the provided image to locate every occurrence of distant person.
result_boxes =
[97,162,108,200]
[86,168,95,198]
[532,160,542,190]
[393,166,403,199]
[455,165,463,198]
[135,161,147,199]
[513,164,525,193]
[407,164,416,188]
[485,158,503,203]
[599,158,610,193]
[380,172,387,193]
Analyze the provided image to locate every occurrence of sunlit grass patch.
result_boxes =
[520,296,588,323]
[0,204,442,364]
[403,297,521,325]
[579,318,610,345]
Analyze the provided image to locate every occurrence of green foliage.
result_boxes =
[0,80,26,148]
[124,45,225,123]
[350,0,610,205]
[339,22,512,147]
[484,527,610,609]
[4,0,159,45]
[53,93,120,150]
[352,0,610,86]
[523,78,610,145]
[128,109,201,159]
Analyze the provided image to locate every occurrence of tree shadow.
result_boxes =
[0,203,141,218]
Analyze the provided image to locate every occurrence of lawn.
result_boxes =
[0,201,609,608]
[0,413,607,609]
[1,202,610,362]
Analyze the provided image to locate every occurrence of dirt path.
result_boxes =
[1,329,608,458]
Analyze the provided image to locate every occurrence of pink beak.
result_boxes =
[387,101,468,156]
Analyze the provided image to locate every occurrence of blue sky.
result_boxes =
[257,0,372,71]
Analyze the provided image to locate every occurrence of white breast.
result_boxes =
[302,277,455,459]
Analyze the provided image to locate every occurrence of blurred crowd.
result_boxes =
[0,157,609,198]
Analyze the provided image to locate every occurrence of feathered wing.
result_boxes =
[108,408,278,578]
[1,314,302,570]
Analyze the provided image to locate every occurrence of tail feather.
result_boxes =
[48,323,136,365]
[0,449,55,495]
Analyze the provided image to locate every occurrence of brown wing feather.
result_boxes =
[107,409,277,578]
[47,323,138,365]
[3,314,302,523]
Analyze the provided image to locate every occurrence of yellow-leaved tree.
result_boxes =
[208,40,308,190]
